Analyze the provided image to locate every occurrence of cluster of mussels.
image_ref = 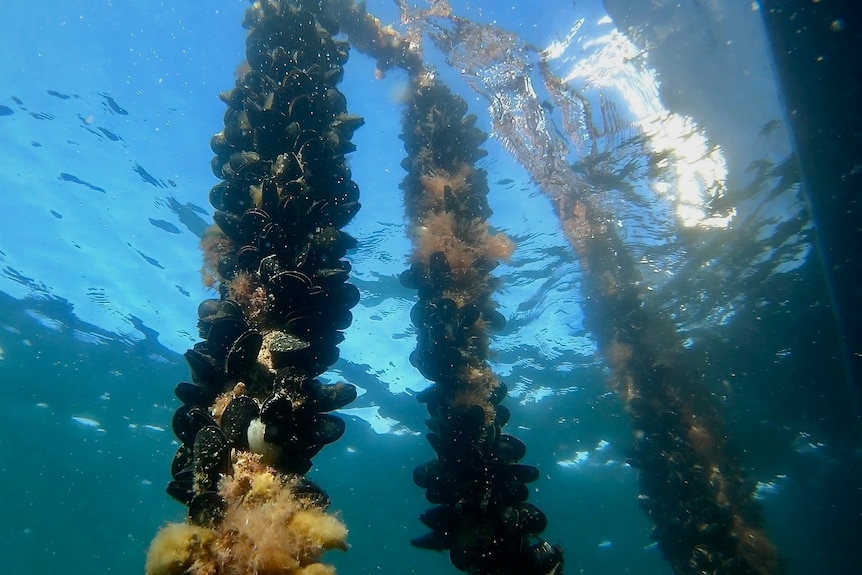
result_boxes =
[625,383,764,575]
[399,78,563,575]
[551,163,775,575]
[167,0,362,528]
[575,223,772,575]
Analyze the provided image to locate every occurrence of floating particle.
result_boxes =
[72,416,101,428]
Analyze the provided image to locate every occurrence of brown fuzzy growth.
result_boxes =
[408,164,514,425]
[451,364,501,419]
[227,271,269,328]
[417,166,470,211]
[412,213,513,288]
[200,224,234,288]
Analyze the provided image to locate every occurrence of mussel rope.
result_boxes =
[148,1,363,573]
[398,74,563,575]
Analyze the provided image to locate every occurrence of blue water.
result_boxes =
[0,1,858,574]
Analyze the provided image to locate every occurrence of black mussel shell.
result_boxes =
[175,381,218,407]
[213,210,242,241]
[462,404,487,430]
[501,502,548,534]
[414,344,463,382]
[288,94,319,126]
[503,463,540,484]
[320,305,353,331]
[211,155,227,179]
[198,299,243,323]
[482,423,498,450]
[227,151,264,179]
[495,404,511,428]
[400,263,425,290]
[429,251,451,284]
[313,267,350,288]
[411,530,451,551]
[283,313,318,340]
[220,299,244,317]
[413,460,443,489]
[310,413,346,445]
[308,381,356,412]
[172,405,219,446]
[269,331,313,369]
[298,136,329,171]
[197,299,222,321]
[260,392,294,426]
[170,445,192,479]
[292,243,313,270]
[188,491,227,528]
[237,245,262,272]
[285,124,307,151]
[184,348,222,388]
[221,395,260,450]
[419,505,456,533]
[206,317,249,359]
[459,304,480,327]
[332,115,364,138]
[459,194,492,221]
[322,201,360,228]
[166,479,195,505]
[293,476,331,508]
[425,483,456,505]
[409,302,426,328]
[496,433,527,462]
[268,270,313,304]
[210,131,231,156]
[257,222,283,251]
[308,224,352,254]
[494,480,529,504]
[258,254,282,281]
[274,151,303,181]
[274,194,301,226]
[449,540,477,572]
[209,181,249,214]
[483,308,507,331]
[264,421,296,447]
[272,58,303,88]
[336,283,361,309]
[259,179,279,213]
[225,329,263,378]
[241,207,271,237]
[217,254,239,280]
[489,382,508,405]
[323,87,347,115]
[523,540,564,574]
[340,180,360,204]
[193,425,230,493]
[276,453,313,475]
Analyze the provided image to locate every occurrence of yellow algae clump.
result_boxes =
[298,564,337,575]
[146,523,216,575]
[289,509,350,557]
[146,452,348,575]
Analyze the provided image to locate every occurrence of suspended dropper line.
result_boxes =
[147,2,363,573]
